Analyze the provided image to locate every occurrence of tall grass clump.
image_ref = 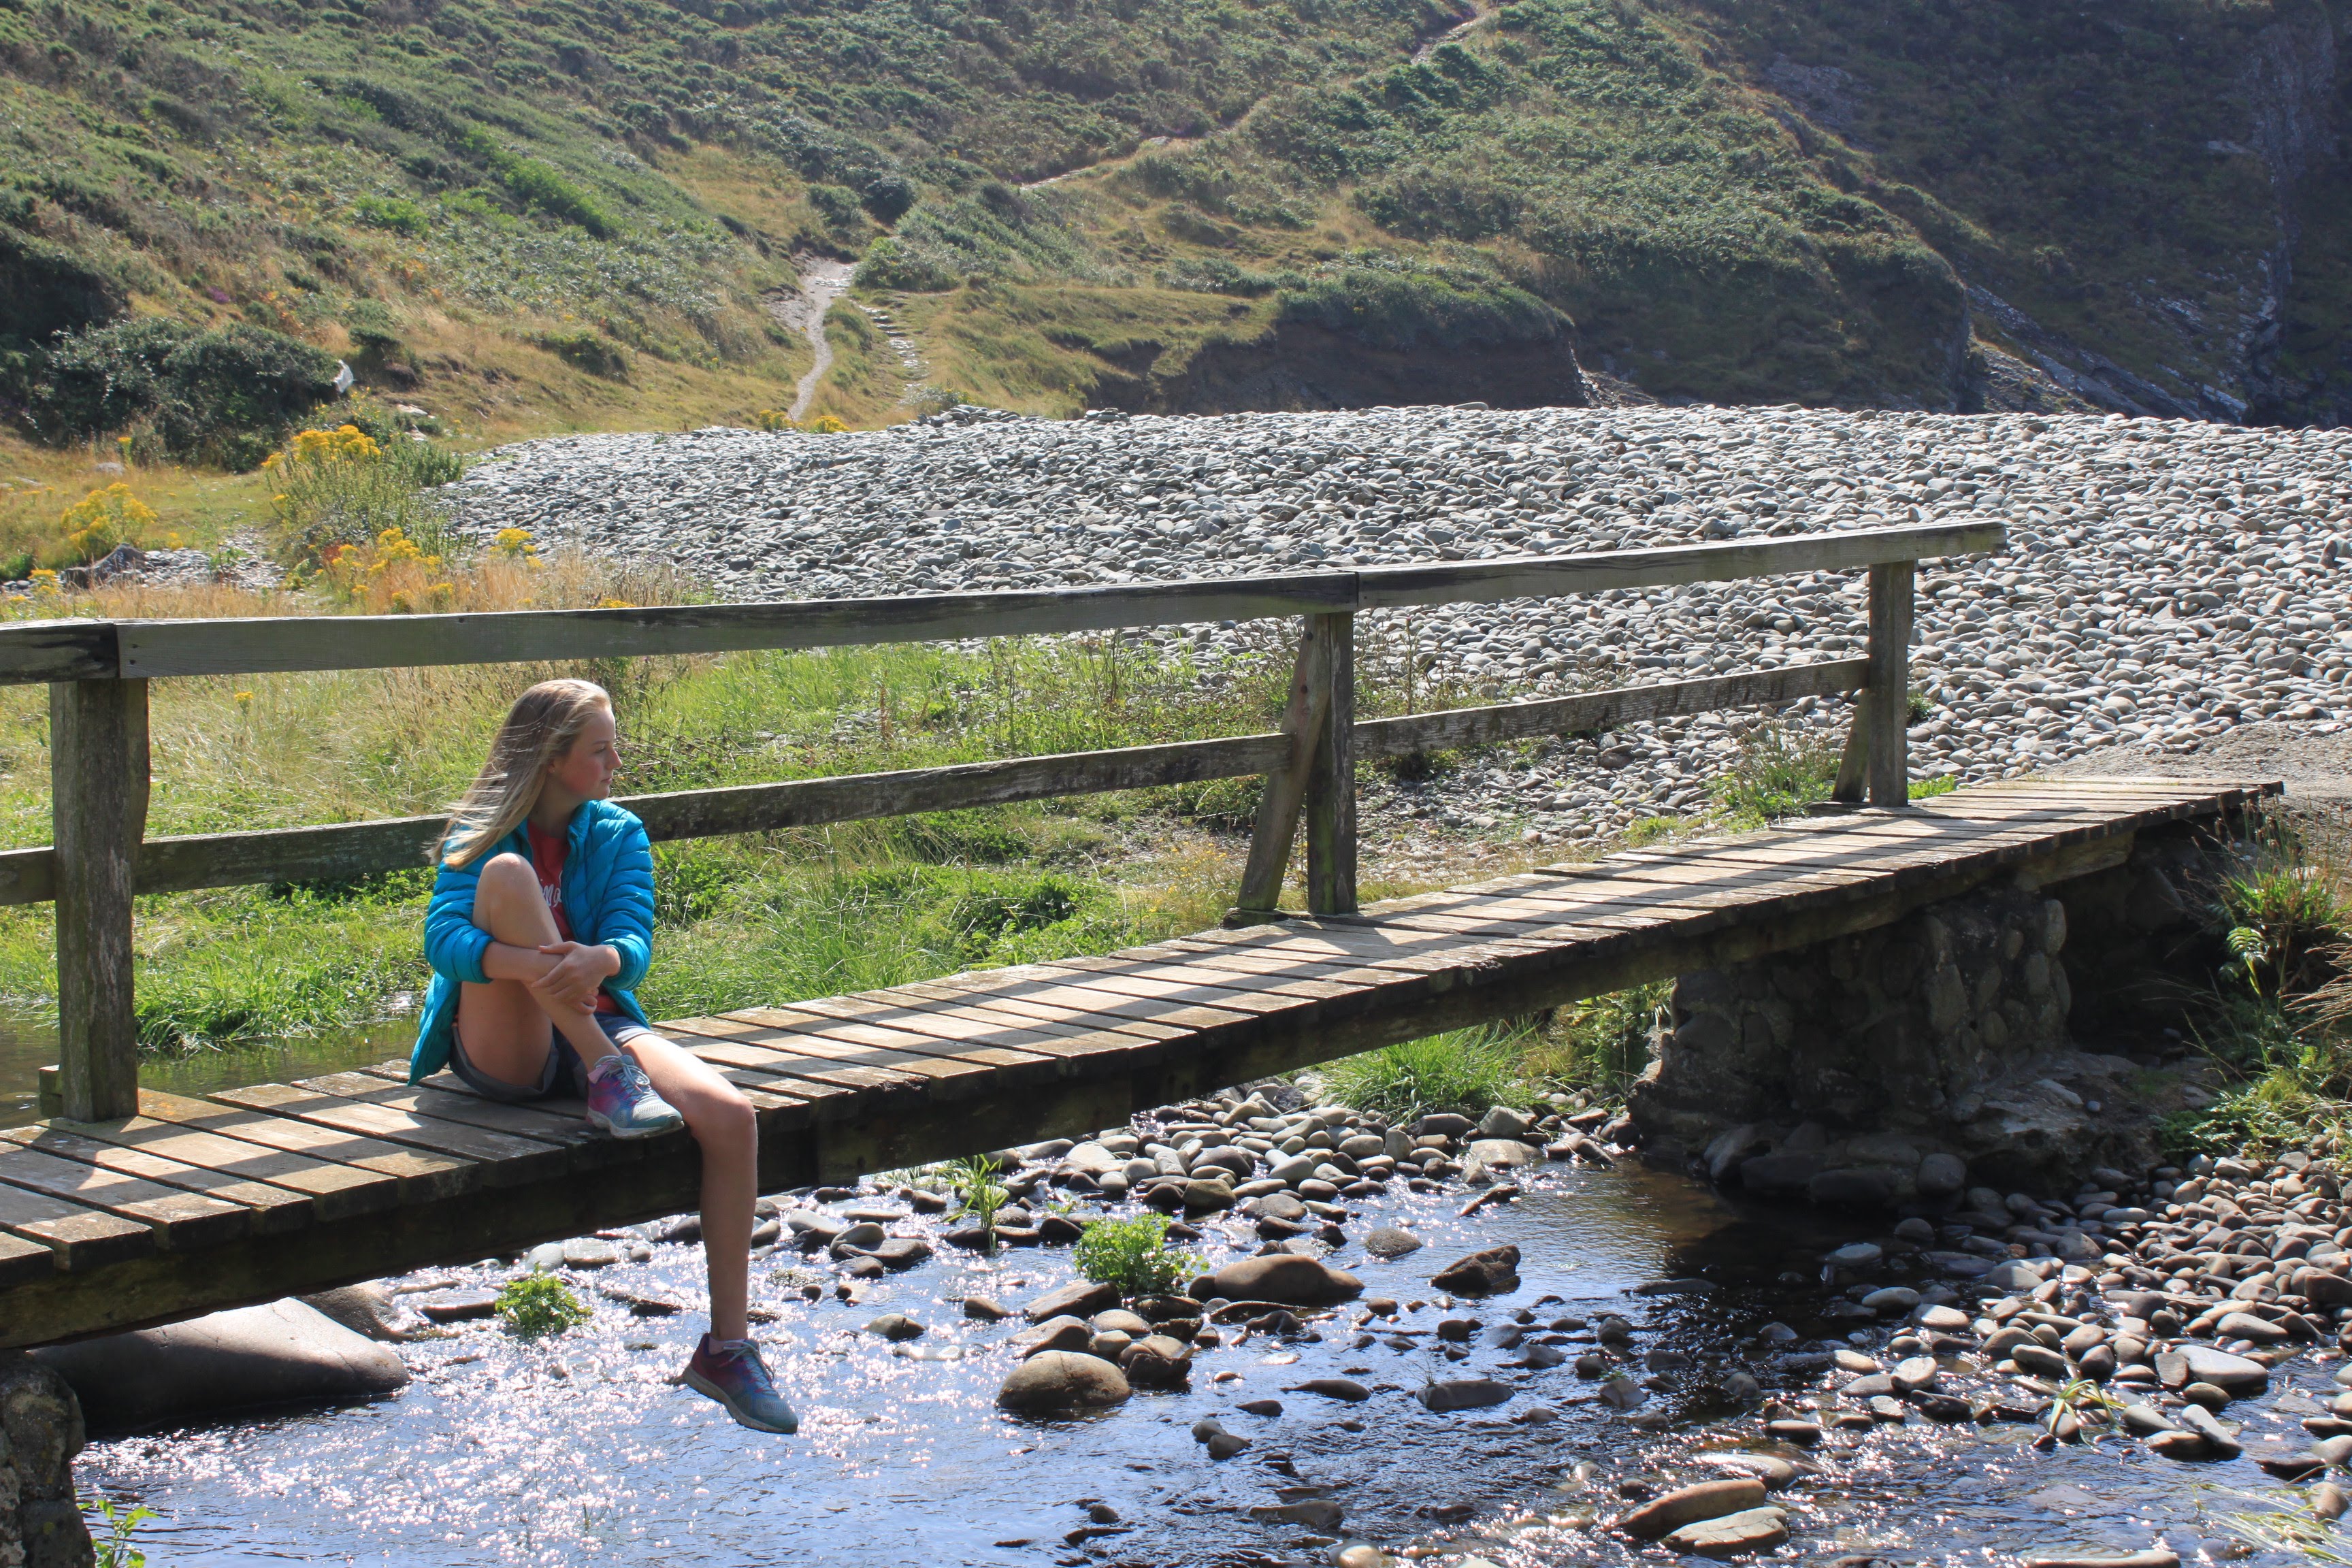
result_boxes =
[1523,981,1669,1098]
[1713,719,1839,826]
[2166,812,2352,1156]
[1324,1020,1535,1122]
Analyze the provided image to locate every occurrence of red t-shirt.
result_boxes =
[527,822,617,1013]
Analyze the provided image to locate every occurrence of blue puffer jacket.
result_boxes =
[409,798,657,1083]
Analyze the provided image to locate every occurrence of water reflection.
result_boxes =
[72,1151,2328,1568]
[0,1013,414,1129]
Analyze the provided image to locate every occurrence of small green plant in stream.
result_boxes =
[496,1273,591,1338]
[1073,1213,1198,1301]
[949,1154,1009,1251]
[89,1494,157,1568]
[2043,1376,2125,1442]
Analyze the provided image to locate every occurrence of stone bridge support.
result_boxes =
[1627,822,2230,1204]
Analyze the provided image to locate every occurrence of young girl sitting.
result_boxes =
[408,677,798,1434]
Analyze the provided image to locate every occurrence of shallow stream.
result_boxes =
[65,1135,2340,1567]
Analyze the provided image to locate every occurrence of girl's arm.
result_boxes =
[423,856,495,983]
[595,814,657,992]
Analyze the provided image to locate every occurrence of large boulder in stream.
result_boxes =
[996,1351,1132,1414]
[1195,1254,1362,1305]
[34,1298,409,1432]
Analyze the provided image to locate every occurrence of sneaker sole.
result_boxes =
[586,1107,685,1139]
[681,1367,799,1434]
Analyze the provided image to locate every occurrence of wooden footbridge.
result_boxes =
[0,520,2270,1346]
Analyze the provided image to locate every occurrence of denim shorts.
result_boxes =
[451,1012,655,1103]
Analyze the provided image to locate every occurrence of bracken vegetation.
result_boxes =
[4,0,2341,462]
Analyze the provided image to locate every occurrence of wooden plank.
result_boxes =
[0,1179,154,1271]
[52,677,147,1121]
[659,1028,947,1102]
[110,574,1362,680]
[0,1143,251,1250]
[1354,521,2005,609]
[1,1124,312,1235]
[290,1073,650,1172]
[0,1232,54,1288]
[40,1113,399,1220]
[0,617,118,685]
[711,1008,1031,1091]
[1354,660,1868,762]
[1306,610,1357,915]
[206,1084,576,1185]
[133,1090,477,1200]
[811,989,1162,1066]
[884,980,1196,1046]
[917,968,1267,1037]
[1235,619,1332,913]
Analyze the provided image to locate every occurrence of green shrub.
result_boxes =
[350,195,430,235]
[496,1273,591,1338]
[28,318,342,466]
[459,129,616,237]
[1275,260,1567,351]
[854,234,960,293]
[1073,1213,1198,1300]
[532,329,630,378]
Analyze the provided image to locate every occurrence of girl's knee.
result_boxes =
[694,1088,756,1147]
[477,852,534,890]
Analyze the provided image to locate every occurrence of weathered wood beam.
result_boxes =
[1353,521,2002,609]
[52,679,147,1122]
[1233,619,1335,915]
[1305,611,1357,916]
[0,731,1296,904]
[1354,659,1867,762]
[0,520,2004,685]
[104,576,1358,681]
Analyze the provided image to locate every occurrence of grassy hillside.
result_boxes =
[0,0,2342,510]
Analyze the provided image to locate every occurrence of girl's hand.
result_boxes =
[531,941,621,1013]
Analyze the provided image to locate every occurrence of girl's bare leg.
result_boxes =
[621,1032,757,1342]
[453,853,623,1085]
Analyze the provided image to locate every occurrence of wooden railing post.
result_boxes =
[1833,560,1914,808]
[52,678,148,1122]
[1304,611,1356,915]
[1232,619,1334,917]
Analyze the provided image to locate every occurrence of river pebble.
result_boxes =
[438,406,2351,848]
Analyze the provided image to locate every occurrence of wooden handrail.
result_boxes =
[23,519,2006,1121]
[0,519,2002,684]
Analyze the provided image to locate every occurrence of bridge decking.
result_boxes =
[0,774,2271,1348]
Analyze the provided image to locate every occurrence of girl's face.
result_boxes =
[548,705,620,801]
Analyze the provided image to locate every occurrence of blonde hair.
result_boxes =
[439,679,613,868]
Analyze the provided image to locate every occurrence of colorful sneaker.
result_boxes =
[584,1057,683,1139]
[683,1335,800,1434]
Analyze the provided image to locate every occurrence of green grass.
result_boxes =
[1713,719,1840,828]
[1324,1019,1539,1123]
[2161,811,2352,1158]
[1327,981,1666,1121]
